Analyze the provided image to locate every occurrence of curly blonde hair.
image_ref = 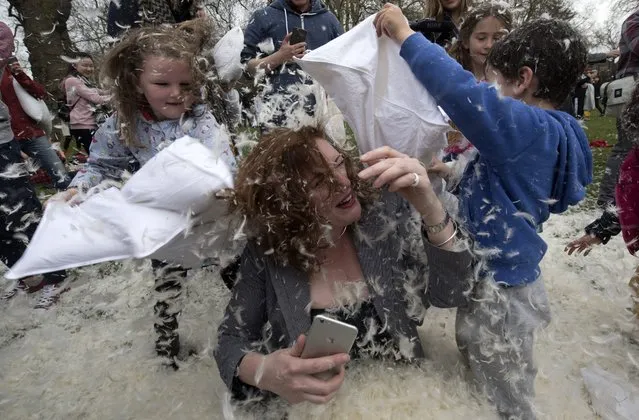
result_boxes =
[100,18,214,147]
[232,127,376,272]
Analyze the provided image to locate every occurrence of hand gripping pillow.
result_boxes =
[298,15,449,158]
[121,136,234,217]
[6,137,235,278]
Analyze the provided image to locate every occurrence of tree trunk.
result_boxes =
[7,0,74,101]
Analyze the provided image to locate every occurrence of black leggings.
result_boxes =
[69,128,95,156]
[0,140,65,284]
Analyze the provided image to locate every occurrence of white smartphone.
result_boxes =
[301,314,358,359]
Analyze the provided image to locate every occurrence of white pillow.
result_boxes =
[213,27,244,84]
[6,137,235,278]
[120,136,233,216]
[298,15,449,158]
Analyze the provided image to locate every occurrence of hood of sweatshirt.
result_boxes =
[269,0,328,15]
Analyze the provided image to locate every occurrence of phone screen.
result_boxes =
[290,28,307,45]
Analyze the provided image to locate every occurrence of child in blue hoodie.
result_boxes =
[375,5,592,419]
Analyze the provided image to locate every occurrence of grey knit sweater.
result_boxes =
[0,96,13,145]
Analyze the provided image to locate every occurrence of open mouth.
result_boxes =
[336,192,356,209]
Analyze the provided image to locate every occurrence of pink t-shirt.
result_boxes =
[64,76,110,130]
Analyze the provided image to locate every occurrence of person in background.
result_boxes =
[430,2,512,188]
[566,9,639,256]
[615,82,639,317]
[107,0,206,38]
[62,52,110,156]
[241,0,343,128]
[0,22,70,190]
[0,91,67,308]
[420,0,472,48]
[592,74,605,116]
[448,2,512,81]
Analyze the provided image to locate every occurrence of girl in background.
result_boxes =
[430,2,512,185]
[422,0,472,48]
[0,22,70,190]
[58,20,236,369]
[449,2,512,81]
[62,52,110,155]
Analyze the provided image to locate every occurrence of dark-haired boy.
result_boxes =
[375,5,592,419]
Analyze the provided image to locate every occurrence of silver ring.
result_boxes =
[411,172,420,187]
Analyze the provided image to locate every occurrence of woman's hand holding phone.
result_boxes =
[257,334,350,404]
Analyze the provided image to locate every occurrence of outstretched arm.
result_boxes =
[374,4,547,165]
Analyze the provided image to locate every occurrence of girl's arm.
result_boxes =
[190,111,238,175]
[68,116,134,192]
[12,70,47,99]
[66,77,109,105]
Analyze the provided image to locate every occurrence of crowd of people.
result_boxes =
[0,0,638,418]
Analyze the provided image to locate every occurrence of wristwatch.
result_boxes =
[423,211,450,235]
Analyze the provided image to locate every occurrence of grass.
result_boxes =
[580,113,618,210]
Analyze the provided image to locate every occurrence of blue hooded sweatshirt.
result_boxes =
[241,0,343,94]
[400,34,593,287]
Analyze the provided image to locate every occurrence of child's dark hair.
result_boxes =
[487,19,587,106]
[449,2,513,74]
[622,84,639,141]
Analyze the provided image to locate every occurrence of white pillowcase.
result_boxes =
[7,136,235,279]
[298,14,449,159]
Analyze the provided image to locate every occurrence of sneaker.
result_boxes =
[1,276,45,300]
[34,284,69,309]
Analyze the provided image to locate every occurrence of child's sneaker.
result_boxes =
[33,284,69,309]
[1,276,46,300]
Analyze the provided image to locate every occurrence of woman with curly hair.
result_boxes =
[215,126,473,405]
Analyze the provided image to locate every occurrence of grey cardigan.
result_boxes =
[215,191,473,395]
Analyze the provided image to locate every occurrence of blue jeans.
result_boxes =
[19,136,70,190]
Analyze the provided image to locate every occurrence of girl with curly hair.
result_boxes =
[55,20,236,368]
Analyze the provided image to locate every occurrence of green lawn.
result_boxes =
[580,113,618,209]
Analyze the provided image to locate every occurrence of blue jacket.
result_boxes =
[241,0,343,94]
[400,33,592,286]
